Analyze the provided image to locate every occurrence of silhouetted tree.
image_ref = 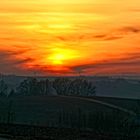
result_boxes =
[53,78,71,95]
[16,78,30,96]
[38,79,50,95]
[0,79,8,96]
[17,78,39,96]
[53,78,96,96]
[17,77,96,96]
[28,78,39,95]
[8,89,16,97]
[17,78,52,96]
[69,79,96,96]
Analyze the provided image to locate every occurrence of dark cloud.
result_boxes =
[70,52,140,74]
[0,50,28,57]
[0,50,34,74]
[119,26,140,33]
[22,51,140,76]
[92,26,140,40]
[93,34,123,41]
[56,25,140,42]
[0,50,140,75]
[13,58,33,65]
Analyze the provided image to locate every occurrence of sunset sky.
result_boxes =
[0,0,140,76]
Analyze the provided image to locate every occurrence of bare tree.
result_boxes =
[53,78,71,95]
[0,79,8,96]
[69,79,96,96]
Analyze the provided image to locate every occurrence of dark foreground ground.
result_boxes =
[0,95,139,125]
[0,96,140,139]
[0,123,140,140]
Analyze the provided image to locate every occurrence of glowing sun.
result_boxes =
[48,48,80,66]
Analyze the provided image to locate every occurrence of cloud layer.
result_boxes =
[0,1,140,75]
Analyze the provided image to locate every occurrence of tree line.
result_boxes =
[0,78,96,97]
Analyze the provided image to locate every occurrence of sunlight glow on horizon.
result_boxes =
[47,48,81,66]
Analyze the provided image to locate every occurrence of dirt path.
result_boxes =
[60,96,136,116]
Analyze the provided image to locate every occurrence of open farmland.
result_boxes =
[85,96,140,114]
[0,95,140,139]
[0,96,139,125]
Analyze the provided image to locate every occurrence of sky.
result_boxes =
[0,0,140,76]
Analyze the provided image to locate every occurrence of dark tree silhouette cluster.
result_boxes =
[0,77,96,97]
[53,78,96,96]
[69,79,96,96]
[53,78,71,95]
[16,78,52,96]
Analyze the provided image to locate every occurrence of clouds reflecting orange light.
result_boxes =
[0,0,140,75]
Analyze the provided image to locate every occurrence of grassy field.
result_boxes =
[86,96,140,113]
[0,95,139,135]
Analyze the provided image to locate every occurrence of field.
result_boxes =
[86,96,140,114]
[0,96,139,121]
[0,95,140,138]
